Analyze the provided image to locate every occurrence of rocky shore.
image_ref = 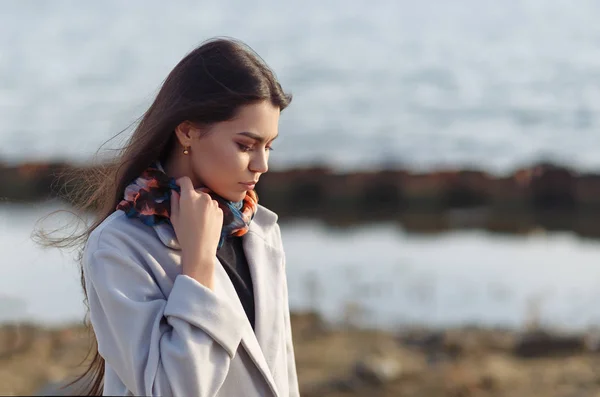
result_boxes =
[2,312,600,396]
[2,160,600,238]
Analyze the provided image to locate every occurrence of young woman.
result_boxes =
[62,38,299,396]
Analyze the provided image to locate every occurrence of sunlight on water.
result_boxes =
[0,201,88,325]
[1,0,600,173]
[282,221,600,331]
[2,202,600,331]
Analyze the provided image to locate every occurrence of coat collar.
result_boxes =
[151,204,284,396]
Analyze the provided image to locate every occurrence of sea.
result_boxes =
[1,0,600,174]
[1,0,600,330]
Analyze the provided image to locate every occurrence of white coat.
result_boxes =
[82,204,300,396]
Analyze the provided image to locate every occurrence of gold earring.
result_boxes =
[183,146,190,155]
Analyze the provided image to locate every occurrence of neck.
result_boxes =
[162,153,202,189]
[159,156,242,205]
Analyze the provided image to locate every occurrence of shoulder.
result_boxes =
[85,210,164,258]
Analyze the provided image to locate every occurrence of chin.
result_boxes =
[221,191,246,203]
[233,192,247,202]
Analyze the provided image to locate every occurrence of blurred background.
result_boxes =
[2,0,600,396]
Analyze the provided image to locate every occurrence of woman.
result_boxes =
[64,38,298,396]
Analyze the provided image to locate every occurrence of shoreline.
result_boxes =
[2,311,600,396]
[2,159,600,238]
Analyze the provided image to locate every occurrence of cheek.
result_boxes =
[218,145,247,171]
[195,145,246,180]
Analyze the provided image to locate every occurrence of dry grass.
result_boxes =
[3,316,600,396]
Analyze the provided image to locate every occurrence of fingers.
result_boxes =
[174,177,220,214]
[177,177,214,200]
[195,187,211,195]
[175,177,195,195]
[170,190,180,219]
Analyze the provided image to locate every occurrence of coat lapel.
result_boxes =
[212,254,280,397]
[243,222,285,376]
[151,205,283,396]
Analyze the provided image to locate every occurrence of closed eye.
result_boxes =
[237,143,274,152]
[237,143,252,152]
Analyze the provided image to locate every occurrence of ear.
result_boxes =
[174,121,203,146]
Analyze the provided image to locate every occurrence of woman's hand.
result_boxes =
[170,176,223,289]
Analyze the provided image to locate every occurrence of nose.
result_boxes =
[249,150,269,174]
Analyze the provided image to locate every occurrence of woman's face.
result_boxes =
[184,101,280,202]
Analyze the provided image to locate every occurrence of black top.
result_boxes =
[216,236,256,330]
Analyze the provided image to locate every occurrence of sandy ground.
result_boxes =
[2,312,600,396]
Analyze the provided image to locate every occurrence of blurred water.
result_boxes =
[0,202,86,325]
[284,221,600,331]
[1,0,600,174]
[4,201,600,331]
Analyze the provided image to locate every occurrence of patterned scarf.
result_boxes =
[116,161,258,248]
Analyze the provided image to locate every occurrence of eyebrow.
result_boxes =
[237,131,278,144]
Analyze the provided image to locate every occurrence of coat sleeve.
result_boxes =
[281,252,301,396]
[83,236,248,397]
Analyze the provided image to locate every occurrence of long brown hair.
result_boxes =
[33,37,292,395]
